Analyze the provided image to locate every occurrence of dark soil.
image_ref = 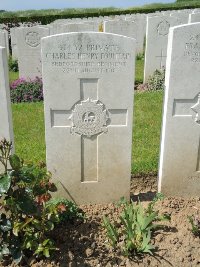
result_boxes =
[1,173,200,267]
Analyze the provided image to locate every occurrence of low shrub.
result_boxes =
[136,53,144,61]
[46,198,84,223]
[8,56,18,72]
[103,194,170,256]
[0,138,83,264]
[136,69,165,91]
[10,77,43,103]
[147,69,165,91]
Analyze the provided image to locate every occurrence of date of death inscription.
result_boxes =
[44,43,133,74]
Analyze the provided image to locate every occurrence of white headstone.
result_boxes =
[125,15,146,54]
[170,12,189,24]
[42,32,135,204]
[0,30,9,56]
[144,15,182,82]
[0,46,14,172]
[104,20,142,53]
[57,23,99,34]
[83,20,101,29]
[189,12,200,23]
[193,8,200,14]
[16,26,50,79]
[159,23,200,197]
[10,27,18,60]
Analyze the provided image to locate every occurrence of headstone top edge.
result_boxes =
[41,31,136,42]
[16,26,50,31]
[169,21,200,32]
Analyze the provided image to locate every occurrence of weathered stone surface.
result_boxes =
[57,23,99,34]
[170,12,189,24]
[104,20,142,52]
[159,23,200,197]
[0,47,14,172]
[10,27,18,60]
[125,15,146,53]
[0,30,9,56]
[189,12,200,23]
[42,32,135,204]
[16,26,49,79]
[144,15,182,82]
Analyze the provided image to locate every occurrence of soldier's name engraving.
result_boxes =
[46,52,130,60]
[45,42,132,73]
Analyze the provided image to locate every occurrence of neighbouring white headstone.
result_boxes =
[0,46,14,172]
[57,23,99,34]
[144,15,181,82]
[10,27,18,60]
[42,32,135,204]
[170,12,189,24]
[193,8,200,13]
[104,19,142,53]
[125,16,146,54]
[16,26,50,79]
[0,30,9,56]
[83,20,101,30]
[189,12,200,23]
[159,23,200,197]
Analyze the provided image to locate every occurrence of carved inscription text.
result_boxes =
[184,34,200,62]
[45,43,132,74]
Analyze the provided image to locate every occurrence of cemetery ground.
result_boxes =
[3,71,200,266]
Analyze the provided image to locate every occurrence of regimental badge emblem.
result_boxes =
[157,20,170,36]
[69,98,109,137]
[25,32,41,47]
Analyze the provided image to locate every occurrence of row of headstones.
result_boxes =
[145,9,200,81]
[1,23,200,203]
[0,7,198,77]
[8,17,145,79]
[2,7,200,80]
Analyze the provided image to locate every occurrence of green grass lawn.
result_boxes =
[12,102,46,164]
[10,58,162,175]
[132,90,163,174]
[9,71,19,83]
[12,90,164,175]
[135,58,144,84]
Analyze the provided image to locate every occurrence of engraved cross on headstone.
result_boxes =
[51,78,128,182]
[156,49,167,69]
[173,93,200,171]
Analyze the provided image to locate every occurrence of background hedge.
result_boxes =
[0,1,200,25]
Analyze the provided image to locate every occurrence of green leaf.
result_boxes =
[10,248,22,264]
[45,221,54,231]
[9,154,21,171]
[2,245,10,255]
[32,219,41,230]
[34,244,43,255]
[13,222,22,236]
[43,248,50,258]
[17,194,37,215]
[103,216,118,247]
[141,212,157,231]
[0,216,11,232]
[0,174,11,194]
